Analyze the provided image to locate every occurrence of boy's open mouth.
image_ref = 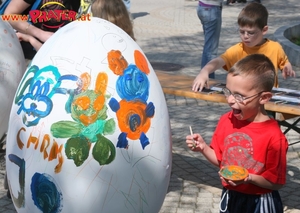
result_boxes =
[233,108,242,115]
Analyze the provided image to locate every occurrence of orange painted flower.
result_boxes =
[116,100,151,140]
[107,50,128,75]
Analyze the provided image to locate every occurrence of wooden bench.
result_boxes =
[156,71,300,145]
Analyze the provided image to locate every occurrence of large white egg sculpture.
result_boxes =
[0,20,26,140]
[6,17,172,213]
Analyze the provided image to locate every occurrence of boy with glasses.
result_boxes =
[186,54,288,213]
[192,2,295,92]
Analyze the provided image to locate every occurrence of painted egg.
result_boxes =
[6,18,172,213]
[0,20,26,139]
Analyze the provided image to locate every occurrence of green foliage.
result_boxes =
[291,37,300,46]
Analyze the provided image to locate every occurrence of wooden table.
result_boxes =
[156,71,300,145]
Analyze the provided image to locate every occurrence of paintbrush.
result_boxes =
[189,126,197,149]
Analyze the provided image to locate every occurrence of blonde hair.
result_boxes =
[91,0,135,40]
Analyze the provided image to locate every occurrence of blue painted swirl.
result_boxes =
[31,173,63,213]
[116,64,149,102]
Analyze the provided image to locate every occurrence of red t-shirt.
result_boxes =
[210,111,288,195]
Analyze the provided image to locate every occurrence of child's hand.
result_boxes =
[186,133,206,152]
[218,171,252,186]
[16,32,42,51]
[282,63,296,79]
[16,32,31,42]
[192,72,209,92]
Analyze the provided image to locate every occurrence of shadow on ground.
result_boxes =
[132,12,149,19]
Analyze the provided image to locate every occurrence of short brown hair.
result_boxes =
[228,54,275,92]
[237,2,268,30]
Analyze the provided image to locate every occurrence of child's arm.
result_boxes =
[247,174,283,190]
[192,57,225,92]
[223,173,283,191]
[4,0,54,43]
[186,133,219,167]
[281,62,296,79]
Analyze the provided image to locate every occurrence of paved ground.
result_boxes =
[1,0,300,212]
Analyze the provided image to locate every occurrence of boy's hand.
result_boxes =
[192,72,209,92]
[218,171,252,186]
[186,133,206,152]
[282,63,296,79]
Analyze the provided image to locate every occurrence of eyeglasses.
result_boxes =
[222,87,264,103]
[238,29,258,37]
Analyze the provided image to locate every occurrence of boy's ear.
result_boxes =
[262,26,268,35]
[259,91,272,104]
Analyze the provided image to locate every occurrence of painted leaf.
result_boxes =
[92,134,116,165]
[65,136,91,167]
[51,121,82,138]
